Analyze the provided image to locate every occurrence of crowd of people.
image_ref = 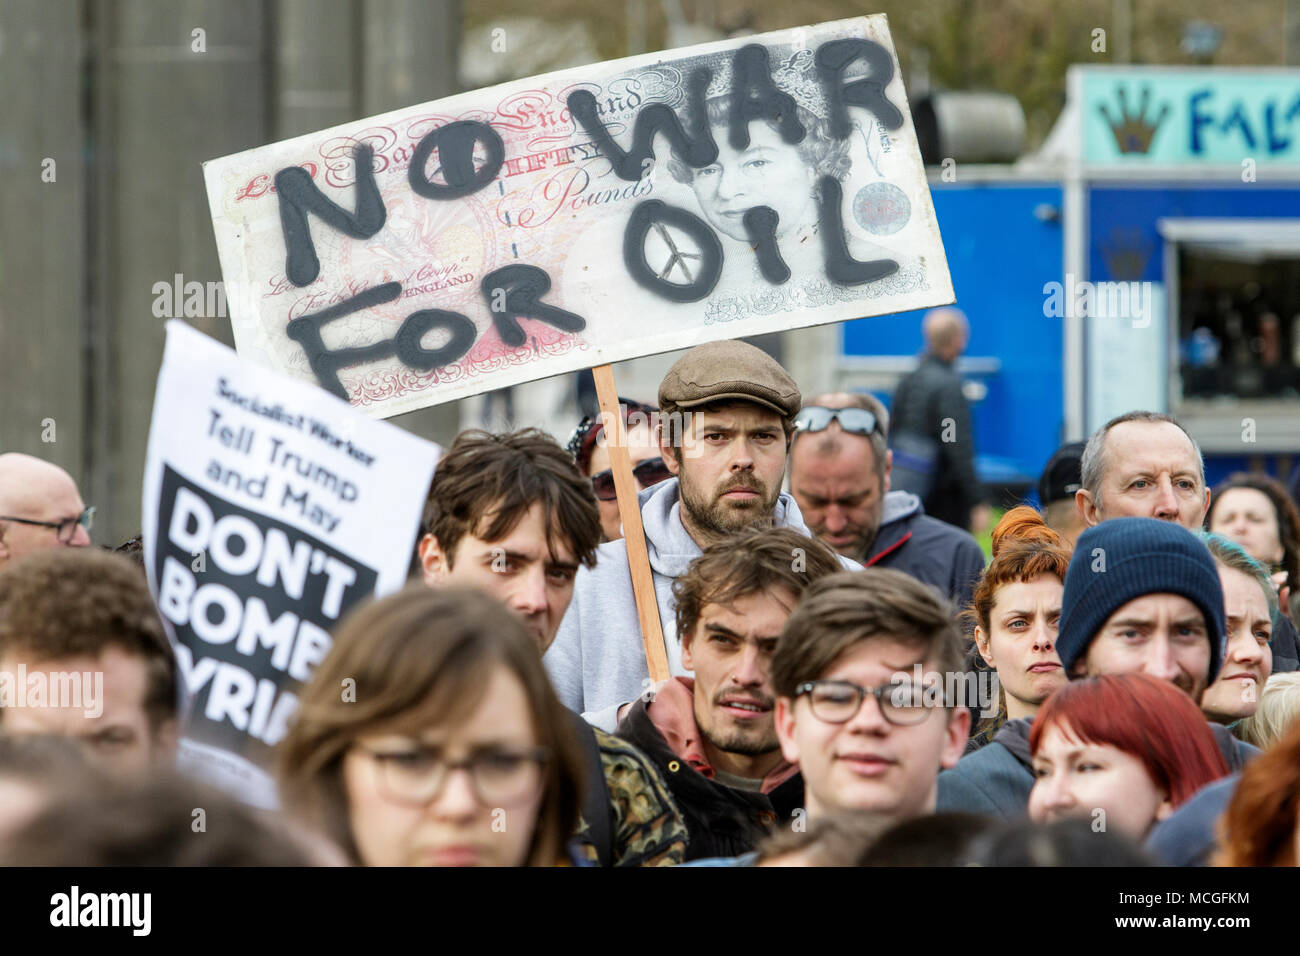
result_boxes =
[2,319,1300,867]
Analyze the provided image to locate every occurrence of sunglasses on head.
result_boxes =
[590,457,673,501]
[793,405,881,437]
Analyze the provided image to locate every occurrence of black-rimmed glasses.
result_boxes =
[793,406,881,438]
[795,679,940,726]
[355,743,550,807]
[0,507,95,544]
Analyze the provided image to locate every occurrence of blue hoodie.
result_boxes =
[543,477,859,731]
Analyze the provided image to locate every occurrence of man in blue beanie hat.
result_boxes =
[938,517,1254,821]
[1057,517,1224,698]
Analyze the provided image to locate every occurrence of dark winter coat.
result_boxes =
[890,353,983,529]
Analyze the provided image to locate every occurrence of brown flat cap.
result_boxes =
[658,340,801,418]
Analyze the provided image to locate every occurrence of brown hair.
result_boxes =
[1206,472,1300,597]
[0,548,178,731]
[419,429,601,571]
[674,528,843,642]
[772,569,964,702]
[1,772,321,866]
[1215,718,1300,866]
[755,811,890,866]
[965,505,1072,637]
[277,585,584,866]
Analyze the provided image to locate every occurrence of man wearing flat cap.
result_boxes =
[545,340,859,731]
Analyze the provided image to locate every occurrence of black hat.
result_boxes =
[1038,441,1086,505]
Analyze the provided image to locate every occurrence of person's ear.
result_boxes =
[418,533,450,585]
[942,705,971,770]
[662,440,682,476]
[680,626,696,671]
[882,448,893,494]
[1076,487,1101,527]
[152,717,180,763]
[973,625,995,669]
[0,523,9,562]
[1069,654,1089,679]
[1199,487,1211,526]
[1154,791,1175,823]
[775,696,800,765]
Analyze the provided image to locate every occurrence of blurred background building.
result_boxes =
[4,0,1300,547]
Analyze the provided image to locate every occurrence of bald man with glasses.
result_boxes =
[0,454,94,571]
[788,393,985,612]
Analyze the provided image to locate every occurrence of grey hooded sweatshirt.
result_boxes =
[544,477,859,731]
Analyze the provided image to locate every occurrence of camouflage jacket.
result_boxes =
[573,728,687,866]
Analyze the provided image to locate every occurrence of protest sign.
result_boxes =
[141,321,440,806]
[203,14,952,419]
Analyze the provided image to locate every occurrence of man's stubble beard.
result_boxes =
[696,696,781,758]
[678,463,781,540]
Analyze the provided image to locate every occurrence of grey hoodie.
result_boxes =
[543,477,859,731]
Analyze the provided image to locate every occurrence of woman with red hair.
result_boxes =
[965,506,1072,748]
[972,509,1071,723]
[1215,720,1300,866]
[1028,674,1229,839]
[935,507,1072,820]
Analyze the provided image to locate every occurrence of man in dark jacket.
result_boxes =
[938,518,1257,818]
[617,528,842,860]
[888,308,987,532]
[789,392,986,612]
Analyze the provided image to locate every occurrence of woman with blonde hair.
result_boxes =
[1235,672,1300,750]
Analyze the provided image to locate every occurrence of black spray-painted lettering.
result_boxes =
[567,68,717,182]
[815,38,904,141]
[818,177,898,284]
[275,144,386,288]
[408,120,506,200]
[394,310,478,370]
[285,282,404,400]
[729,44,806,149]
[741,207,790,285]
[287,272,589,396]
[623,200,723,303]
[480,265,587,348]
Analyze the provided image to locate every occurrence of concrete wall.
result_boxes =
[0,0,461,548]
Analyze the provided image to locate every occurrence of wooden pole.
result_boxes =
[590,364,670,681]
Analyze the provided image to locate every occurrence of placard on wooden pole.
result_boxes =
[590,363,670,682]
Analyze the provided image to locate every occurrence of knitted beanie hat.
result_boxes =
[1058,517,1226,683]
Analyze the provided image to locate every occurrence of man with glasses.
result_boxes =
[789,392,985,610]
[0,453,94,572]
[773,569,969,825]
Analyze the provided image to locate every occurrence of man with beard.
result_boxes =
[545,340,859,730]
[615,528,841,859]
[788,392,985,610]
